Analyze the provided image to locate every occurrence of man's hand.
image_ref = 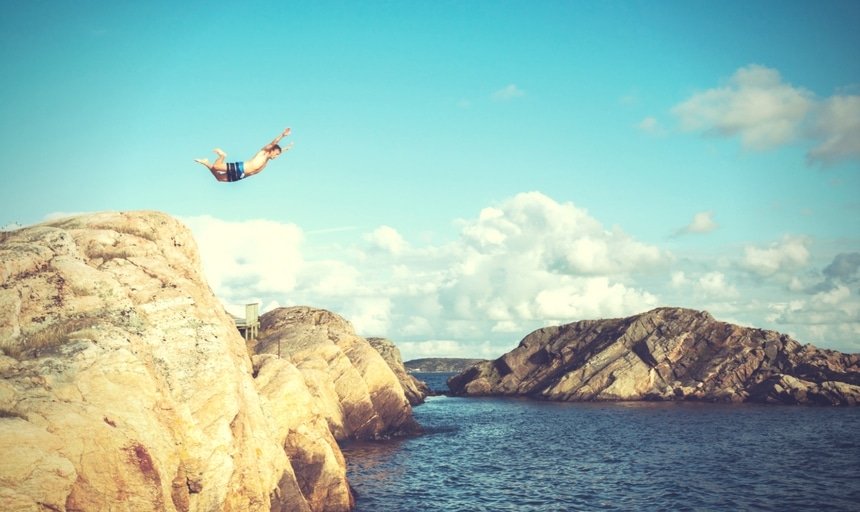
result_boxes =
[269,128,292,148]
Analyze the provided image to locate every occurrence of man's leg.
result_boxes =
[209,149,229,174]
[194,156,229,181]
[213,148,227,168]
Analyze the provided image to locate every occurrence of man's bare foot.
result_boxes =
[194,158,210,166]
[214,148,226,158]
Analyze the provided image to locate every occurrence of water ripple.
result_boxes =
[342,386,860,512]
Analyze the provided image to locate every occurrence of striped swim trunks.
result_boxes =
[226,162,245,182]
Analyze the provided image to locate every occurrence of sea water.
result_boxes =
[341,373,860,511]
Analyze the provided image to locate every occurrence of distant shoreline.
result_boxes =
[404,358,486,374]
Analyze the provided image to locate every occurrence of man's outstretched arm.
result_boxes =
[264,128,291,150]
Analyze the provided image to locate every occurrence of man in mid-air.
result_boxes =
[195,128,292,182]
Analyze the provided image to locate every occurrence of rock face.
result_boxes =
[251,355,353,511]
[253,307,421,439]
[449,308,860,405]
[366,337,430,405]
[0,212,350,511]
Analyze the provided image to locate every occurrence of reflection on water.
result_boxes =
[342,392,860,511]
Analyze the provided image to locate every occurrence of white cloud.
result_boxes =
[672,64,860,165]
[397,339,468,359]
[668,270,737,300]
[491,320,522,333]
[401,316,434,337]
[823,252,860,284]
[765,285,860,353]
[813,284,851,306]
[534,278,659,320]
[365,225,407,255]
[492,84,526,101]
[461,207,512,248]
[460,192,664,276]
[180,193,857,359]
[637,116,664,135]
[802,252,860,295]
[299,260,361,297]
[741,236,810,277]
[397,339,504,360]
[429,193,665,341]
[181,215,305,302]
[306,226,360,235]
[182,193,666,357]
[808,94,860,164]
[673,64,813,150]
[671,271,688,288]
[697,272,739,299]
[344,297,392,337]
[677,211,718,235]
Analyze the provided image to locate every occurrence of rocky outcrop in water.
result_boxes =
[0,212,353,511]
[449,308,860,405]
[367,337,430,405]
[252,307,421,439]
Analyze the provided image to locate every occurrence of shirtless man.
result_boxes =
[195,128,292,182]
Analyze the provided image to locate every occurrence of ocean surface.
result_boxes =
[341,373,860,511]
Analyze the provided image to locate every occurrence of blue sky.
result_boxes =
[2,0,859,359]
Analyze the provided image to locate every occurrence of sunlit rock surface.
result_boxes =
[367,337,430,405]
[0,211,348,511]
[449,307,860,405]
[253,307,421,439]
[252,354,354,511]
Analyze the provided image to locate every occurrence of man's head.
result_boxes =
[269,145,282,159]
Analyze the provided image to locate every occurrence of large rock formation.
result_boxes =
[0,212,351,511]
[366,337,430,405]
[449,307,860,405]
[252,307,421,440]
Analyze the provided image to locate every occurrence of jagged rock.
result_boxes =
[0,212,325,511]
[448,307,860,405]
[253,307,421,439]
[366,337,430,405]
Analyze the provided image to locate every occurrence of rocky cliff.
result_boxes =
[366,337,430,405]
[252,307,421,439]
[0,212,355,511]
[449,308,860,405]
